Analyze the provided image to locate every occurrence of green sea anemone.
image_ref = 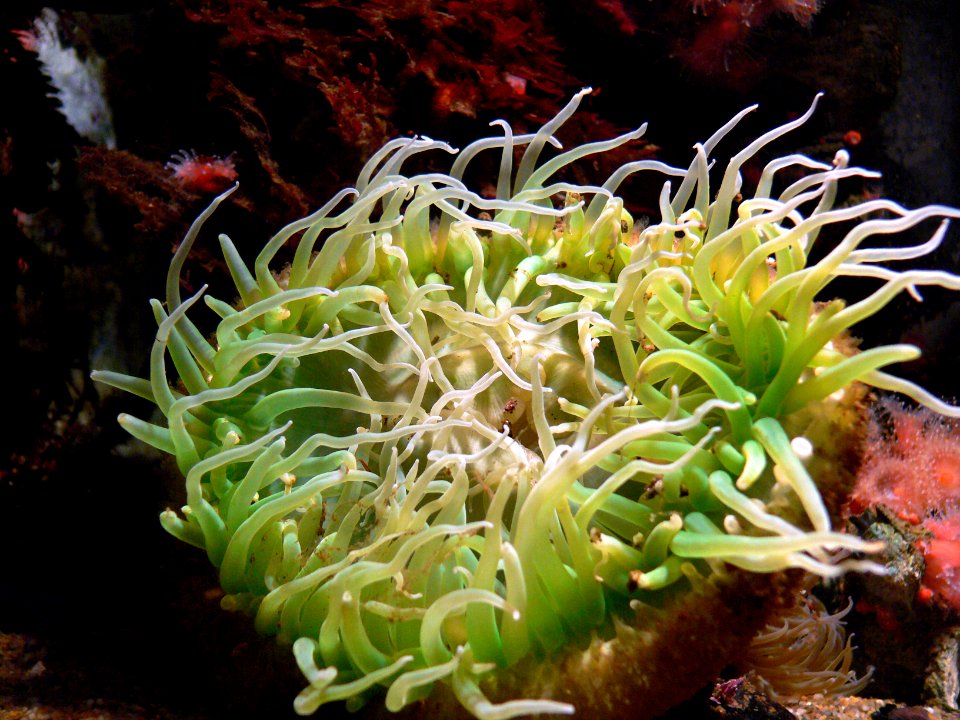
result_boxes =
[92,89,960,718]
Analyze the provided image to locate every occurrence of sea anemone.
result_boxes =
[92,89,960,718]
[166,150,239,194]
[741,589,873,699]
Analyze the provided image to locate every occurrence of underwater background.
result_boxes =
[2,1,960,718]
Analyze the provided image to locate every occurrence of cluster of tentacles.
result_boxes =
[93,89,960,718]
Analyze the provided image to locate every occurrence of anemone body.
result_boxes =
[93,89,960,719]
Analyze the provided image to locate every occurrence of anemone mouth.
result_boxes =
[92,88,960,719]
